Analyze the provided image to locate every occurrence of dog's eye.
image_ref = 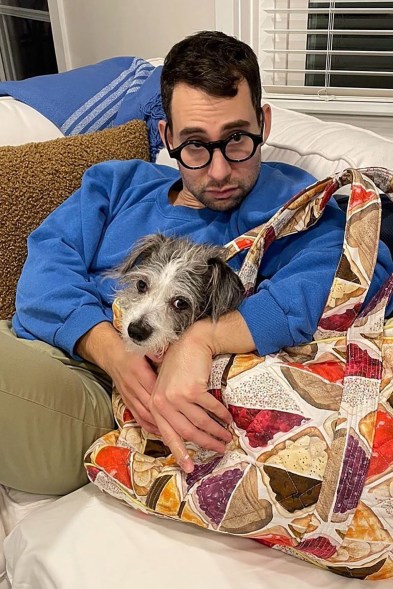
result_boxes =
[172,298,189,311]
[136,280,148,293]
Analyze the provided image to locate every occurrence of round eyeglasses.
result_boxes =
[164,123,264,170]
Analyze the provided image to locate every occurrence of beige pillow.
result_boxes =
[0,120,149,320]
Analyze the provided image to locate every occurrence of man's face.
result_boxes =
[160,80,271,212]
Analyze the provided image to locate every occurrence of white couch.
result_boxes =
[1,94,393,589]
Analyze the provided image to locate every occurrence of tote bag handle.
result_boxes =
[224,167,393,339]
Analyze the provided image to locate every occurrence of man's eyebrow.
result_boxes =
[179,120,251,140]
[179,127,206,140]
[222,120,251,132]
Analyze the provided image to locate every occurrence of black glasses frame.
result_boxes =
[164,120,265,170]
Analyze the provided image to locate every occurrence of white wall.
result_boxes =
[47,0,392,140]
[48,0,216,71]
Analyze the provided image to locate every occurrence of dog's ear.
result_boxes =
[204,257,245,321]
[114,234,168,276]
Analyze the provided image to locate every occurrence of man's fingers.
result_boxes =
[134,415,160,436]
[126,398,159,434]
[138,360,158,391]
[156,407,227,455]
[131,384,153,413]
[181,404,232,443]
[123,373,157,414]
[197,392,233,425]
[154,413,194,473]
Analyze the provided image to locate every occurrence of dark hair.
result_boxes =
[161,30,262,129]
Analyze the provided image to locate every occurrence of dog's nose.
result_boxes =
[127,321,153,342]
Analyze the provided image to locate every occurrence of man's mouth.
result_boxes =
[206,186,238,199]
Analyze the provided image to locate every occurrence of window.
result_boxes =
[306,1,393,90]
[259,0,393,115]
[0,0,57,81]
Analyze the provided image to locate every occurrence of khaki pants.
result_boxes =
[0,321,115,495]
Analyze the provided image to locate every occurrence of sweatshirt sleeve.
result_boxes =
[238,203,393,356]
[13,162,124,358]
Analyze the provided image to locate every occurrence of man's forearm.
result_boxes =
[76,311,256,372]
[185,311,256,357]
[77,320,159,434]
[75,321,125,372]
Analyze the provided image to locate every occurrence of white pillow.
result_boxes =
[146,57,164,68]
[5,483,352,589]
[0,485,56,588]
[263,104,393,177]
[0,97,63,146]
[157,103,393,177]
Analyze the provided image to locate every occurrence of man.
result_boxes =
[1,31,392,495]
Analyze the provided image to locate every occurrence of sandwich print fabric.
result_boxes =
[85,168,393,580]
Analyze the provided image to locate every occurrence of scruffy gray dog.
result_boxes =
[112,234,245,362]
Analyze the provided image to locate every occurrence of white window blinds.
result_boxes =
[260,0,393,114]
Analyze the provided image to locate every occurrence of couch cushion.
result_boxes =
[0,120,149,320]
[0,97,63,146]
[263,104,393,176]
[5,483,354,589]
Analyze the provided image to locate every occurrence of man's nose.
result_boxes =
[207,148,232,182]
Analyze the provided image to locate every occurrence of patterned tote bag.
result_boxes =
[85,167,393,580]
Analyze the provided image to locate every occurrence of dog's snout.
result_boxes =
[127,321,153,343]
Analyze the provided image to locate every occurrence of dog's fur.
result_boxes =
[111,234,245,359]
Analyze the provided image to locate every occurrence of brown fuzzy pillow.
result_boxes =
[0,119,149,320]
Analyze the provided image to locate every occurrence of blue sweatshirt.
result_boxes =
[13,159,393,359]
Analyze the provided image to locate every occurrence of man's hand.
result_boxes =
[76,322,159,434]
[149,311,257,472]
[149,321,233,473]
[107,349,159,433]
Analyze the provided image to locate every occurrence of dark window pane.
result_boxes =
[0,1,49,10]
[306,1,393,89]
[0,0,57,80]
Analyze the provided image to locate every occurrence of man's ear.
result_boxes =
[158,120,170,147]
[262,104,271,143]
